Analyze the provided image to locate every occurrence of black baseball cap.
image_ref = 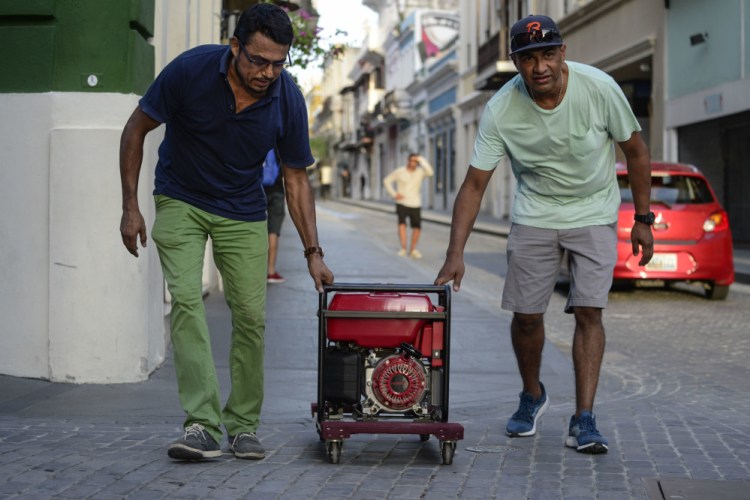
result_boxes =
[510,15,563,55]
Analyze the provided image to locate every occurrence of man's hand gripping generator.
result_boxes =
[312,284,464,464]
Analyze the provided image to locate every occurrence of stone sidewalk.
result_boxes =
[1,200,748,499]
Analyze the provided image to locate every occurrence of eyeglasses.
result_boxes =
[235,38,291,70]
[511,29,561,51]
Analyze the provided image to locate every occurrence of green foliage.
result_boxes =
[310,134,329,162]
[260,0,346,70]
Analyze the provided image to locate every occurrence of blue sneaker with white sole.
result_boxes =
[506,382,550,437]
[565,411,609,454]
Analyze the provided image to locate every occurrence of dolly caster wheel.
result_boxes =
[440,440,456,465]
[326,440,342,464]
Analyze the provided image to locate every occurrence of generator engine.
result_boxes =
[367,350,427,412]
[322,292,445,420]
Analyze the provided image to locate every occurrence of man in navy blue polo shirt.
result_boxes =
[119,3,333,461]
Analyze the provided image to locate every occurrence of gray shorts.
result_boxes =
[501,223,617,314]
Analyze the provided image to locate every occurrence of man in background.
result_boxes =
[319,162,333,200]
[383,153,434,259]
[263,149,286,283]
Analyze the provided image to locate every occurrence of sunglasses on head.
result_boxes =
[511,29,561,50]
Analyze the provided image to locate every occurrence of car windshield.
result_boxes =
[619,173,715,207]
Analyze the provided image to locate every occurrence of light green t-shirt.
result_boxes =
[471,61,641,229]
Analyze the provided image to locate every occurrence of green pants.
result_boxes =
[152,195,267,443]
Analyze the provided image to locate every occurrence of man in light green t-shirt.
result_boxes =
[435,14,654,454]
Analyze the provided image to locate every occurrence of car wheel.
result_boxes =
[705,283,729,300]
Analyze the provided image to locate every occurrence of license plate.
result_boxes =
[646,253,678,271]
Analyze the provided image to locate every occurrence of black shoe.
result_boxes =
[167,423,222,460]
[229,432,266,460]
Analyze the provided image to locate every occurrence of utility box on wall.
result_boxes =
[0,0,154,93]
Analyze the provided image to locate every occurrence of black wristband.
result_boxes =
[634,212,655,225]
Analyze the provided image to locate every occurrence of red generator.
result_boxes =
[312,283,464,464]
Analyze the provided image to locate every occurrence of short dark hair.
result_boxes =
[233,3,294,46]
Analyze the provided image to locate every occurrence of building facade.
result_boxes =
[314,0,750,248]
[339,0,460,207]
[664,0,750,245]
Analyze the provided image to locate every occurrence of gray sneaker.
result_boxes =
[167,423,222,460]
[230,432,266,459]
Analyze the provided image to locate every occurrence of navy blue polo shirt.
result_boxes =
[139,44,314,221]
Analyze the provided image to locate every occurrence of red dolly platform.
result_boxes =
[311,283,464,464]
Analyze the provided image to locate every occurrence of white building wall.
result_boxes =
[0,0,222,383]
[385,35,400,92]
[47,98,166,383]
[0,92,165,383]
[0,94,55,379]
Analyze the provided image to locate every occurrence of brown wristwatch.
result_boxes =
[303,246,324,258]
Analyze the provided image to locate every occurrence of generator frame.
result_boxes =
[312,283,464,465]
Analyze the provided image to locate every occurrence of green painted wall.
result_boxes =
[0,0,154,93]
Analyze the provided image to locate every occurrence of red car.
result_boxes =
[615,161,735,300]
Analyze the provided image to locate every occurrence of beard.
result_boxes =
[232,57,269,99]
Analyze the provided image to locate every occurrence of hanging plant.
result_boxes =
[261,0,347,70]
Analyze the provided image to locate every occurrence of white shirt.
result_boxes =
[383,158,434,208]
[320,165,333,185]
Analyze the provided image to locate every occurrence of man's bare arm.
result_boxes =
[283,165,334,291]
[619,131,653,266]
[119,107,161,257]
[434,166,494,291]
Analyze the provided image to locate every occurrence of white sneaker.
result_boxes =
[410,249,423,259]
[397,248,407,257]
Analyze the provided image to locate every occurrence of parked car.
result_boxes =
[615,161,735,300]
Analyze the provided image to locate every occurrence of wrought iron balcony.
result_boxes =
[475,30,517,91]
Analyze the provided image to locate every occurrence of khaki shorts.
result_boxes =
[501,223,617,314]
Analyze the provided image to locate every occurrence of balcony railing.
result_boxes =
[477,32,500,76]
[477,28,511,76]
